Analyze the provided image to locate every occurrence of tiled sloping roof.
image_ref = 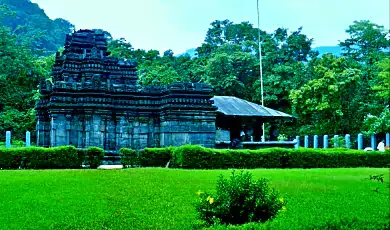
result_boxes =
[211,96,294,118]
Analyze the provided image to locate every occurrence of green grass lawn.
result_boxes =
[0,168,389,230]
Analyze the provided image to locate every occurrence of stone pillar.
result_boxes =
[36,114,46,147]
[333,135,339,148]
[84,115,92,148]
[304,135,309,148]
[50,114,57,147]
[43,120,50,147]
[102,115,108,150]
[115,117,122,150]
[313,135,318,148]
[147,117,155,147]
[126,117,134,149]
[153,116,160,148]
[357,133,363,150]
[386,133,390,146]
[36,117,41,146]
[26,131,31,147]
[295,136,300,149]
[370,134,376,150]
[323,135,328,149]
[77,116,84,148]
[138,117,150,149]
[6,131,11,148]
[105,115,116,150]
[66,114,72,145]
[345,134,351,149]
[95,115,105,149]
[36,119,40,146]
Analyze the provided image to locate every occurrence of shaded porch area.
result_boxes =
[211,96,297,149]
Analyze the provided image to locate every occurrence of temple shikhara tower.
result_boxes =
[35,29,217,157]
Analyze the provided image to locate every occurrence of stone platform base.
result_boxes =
[97,165,123,169]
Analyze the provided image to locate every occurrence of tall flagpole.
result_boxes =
[257,0,265,142]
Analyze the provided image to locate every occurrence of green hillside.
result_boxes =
[0,0,74,54]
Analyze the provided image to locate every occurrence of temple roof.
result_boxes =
[211,96,295,119]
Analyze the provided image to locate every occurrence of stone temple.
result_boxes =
[35,29,217,156]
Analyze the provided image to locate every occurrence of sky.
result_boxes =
[31,0,389,55]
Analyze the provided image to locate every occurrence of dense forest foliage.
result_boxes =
[0,0,389,142]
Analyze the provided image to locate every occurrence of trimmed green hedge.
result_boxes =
[0,146,104,169]
[119,148,137,168]
[85,147,105,169]
[170,145,390,169]
[119,145,390,169]
[119,147,174,168]
[2,145,389,170]
[138,147,174,167]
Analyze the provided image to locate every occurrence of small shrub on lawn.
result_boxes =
[85,147,104,169]
[195,170,285,227]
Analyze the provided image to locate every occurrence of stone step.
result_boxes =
[103,151,121,165]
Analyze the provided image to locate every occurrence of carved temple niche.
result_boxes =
[81,77,86,88]
[91,74,101,90]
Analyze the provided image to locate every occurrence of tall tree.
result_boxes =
[0,25,52,140]
[372,58,390,104]
[138,62,182,86]
[290,55,363,135]
[339,20,389,65]
[252,27,317,111]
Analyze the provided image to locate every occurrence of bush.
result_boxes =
[49,146,83,169]
[0,148,23,169]
[76,148,87,164]
[0,146,85,169]
[120,147,175,168]
[171,146,390,169]
[22,147,51,169]
[138,147,172,167]
[171,145,214,169]
[85,147,104,169]
[119,148,138,168]
[277,134,288,141]
[195,170,285,227]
